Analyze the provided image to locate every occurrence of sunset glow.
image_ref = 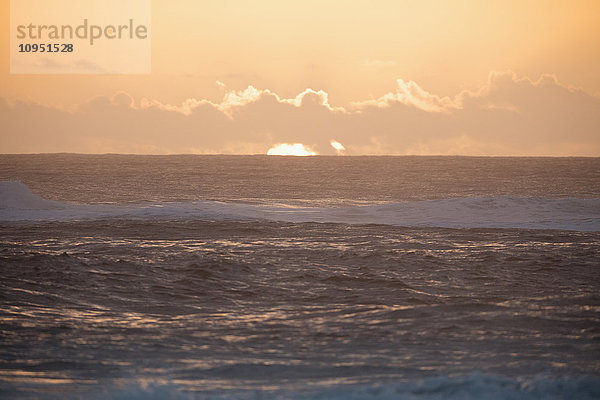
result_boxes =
[2,1,599,397]
[1,0,599,155]
[330,140,345,155]
[267,143,317,156]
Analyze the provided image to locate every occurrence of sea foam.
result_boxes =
[1,181,599,231]
[80,373,600,400]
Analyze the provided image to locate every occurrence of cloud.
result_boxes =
[353,78,459,113]
[2,71,599,155]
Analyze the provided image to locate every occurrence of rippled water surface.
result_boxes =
[0,155,599,399]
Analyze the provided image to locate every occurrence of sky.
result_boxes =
[1,0,600,155]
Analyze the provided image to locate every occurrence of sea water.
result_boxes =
[0,155,599,399]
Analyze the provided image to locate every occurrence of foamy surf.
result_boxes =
[33,373,600,400]
[1,181,599,231]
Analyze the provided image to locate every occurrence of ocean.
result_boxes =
[0,154,599,399]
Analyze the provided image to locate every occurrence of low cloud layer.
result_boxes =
[2,71,599,155]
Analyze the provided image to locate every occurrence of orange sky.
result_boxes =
[1,0,600,155]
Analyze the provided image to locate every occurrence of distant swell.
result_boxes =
[1,181,599,231]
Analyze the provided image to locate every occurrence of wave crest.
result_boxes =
[1,181,598,231]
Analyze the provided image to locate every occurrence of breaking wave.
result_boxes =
[1,181,599,231]
[40,373,600,400]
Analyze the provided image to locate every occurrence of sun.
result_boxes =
[267,143,317,156]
